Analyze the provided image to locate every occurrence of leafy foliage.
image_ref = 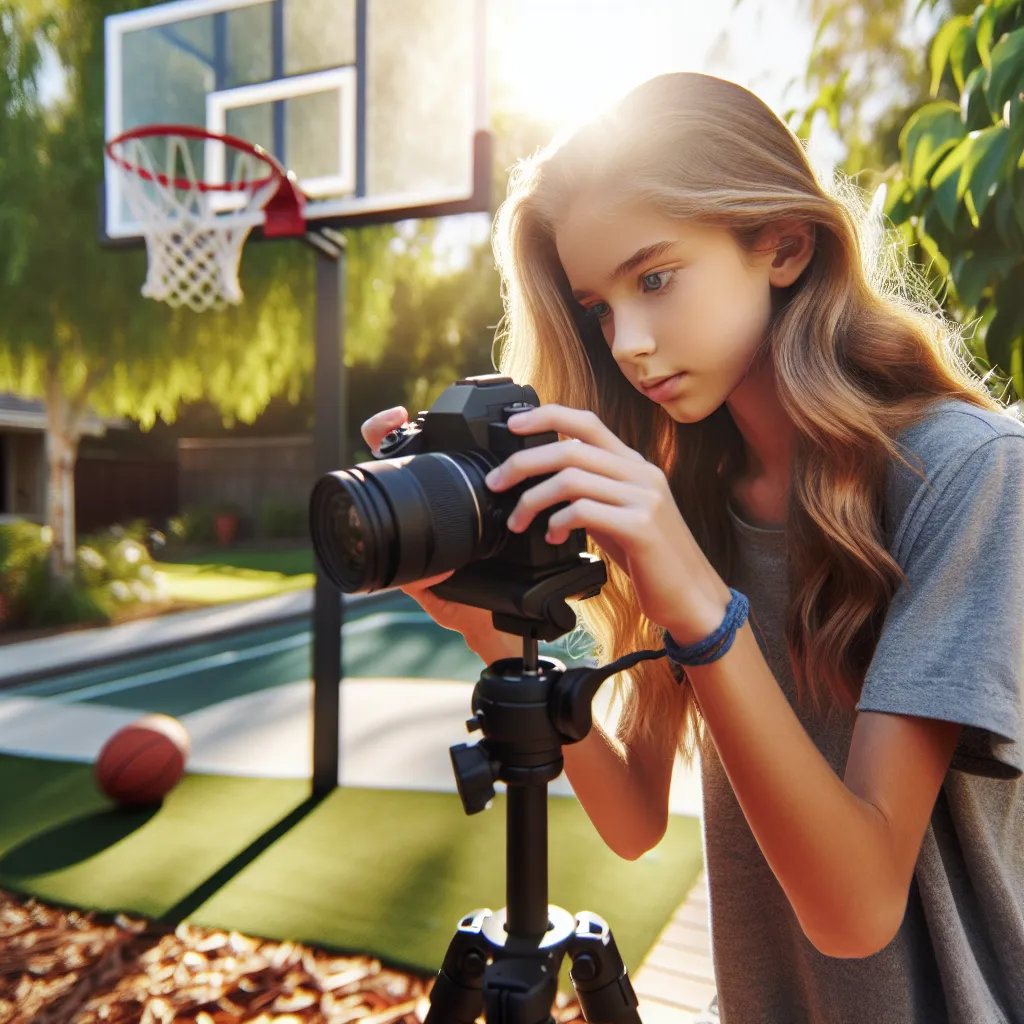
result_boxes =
[0,517,166,629]
[0,0,420,584]
[779,0,977,175]
[884,0,1024,400]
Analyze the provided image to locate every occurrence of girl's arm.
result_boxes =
[673,606,962,959]
[561,716,675,860]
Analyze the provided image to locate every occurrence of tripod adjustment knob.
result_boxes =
[458,950,488,979]
[450,742,497,814]
[572,953,598,983]
[465,715,484,733]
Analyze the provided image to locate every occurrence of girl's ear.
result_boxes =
[766,221,815,288]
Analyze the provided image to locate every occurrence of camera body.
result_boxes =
[308,373,606,641]
[372,372,590,576]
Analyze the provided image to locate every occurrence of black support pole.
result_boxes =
[311,235,347,796]
[506,783,550,940]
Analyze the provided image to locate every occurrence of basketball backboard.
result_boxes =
[103,0,489,243]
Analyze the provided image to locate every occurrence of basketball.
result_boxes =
[95,714,191,807]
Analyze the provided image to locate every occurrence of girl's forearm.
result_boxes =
[560,719,668,860]
[677,617,898,958]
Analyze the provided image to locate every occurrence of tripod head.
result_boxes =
[448,560,670,822]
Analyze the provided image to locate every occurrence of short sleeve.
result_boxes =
[856,435,1024,779]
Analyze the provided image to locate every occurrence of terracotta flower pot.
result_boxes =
[214,513,239,546]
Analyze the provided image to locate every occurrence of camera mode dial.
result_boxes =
[502,401,533,419]
[378,421,421,456]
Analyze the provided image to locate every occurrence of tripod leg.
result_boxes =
[481,950,560,1024]
[566,912,642,1024]
[423,909,491,1024]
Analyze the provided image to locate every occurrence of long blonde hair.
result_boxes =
[490,72,1007,766]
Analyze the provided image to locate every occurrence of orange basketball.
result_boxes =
[95,714,191,807]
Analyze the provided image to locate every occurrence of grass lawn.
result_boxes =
[159,545,316,576]
[0,754,704,992]
[154,545,316,604]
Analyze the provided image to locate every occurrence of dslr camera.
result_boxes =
[308,374,606,640]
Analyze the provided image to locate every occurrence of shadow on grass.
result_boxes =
[158,791,327,925]
[360,839,466,980]
[0,805,160,875]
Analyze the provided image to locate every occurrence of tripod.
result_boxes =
[423,559,666,1024]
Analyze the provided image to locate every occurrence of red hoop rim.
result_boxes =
[104,123,288,194]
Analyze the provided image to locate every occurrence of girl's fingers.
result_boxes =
[361,406,409,454]
[400,572,456,616]
[401,570,455,595]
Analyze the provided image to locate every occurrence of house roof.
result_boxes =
[0,393,130,436]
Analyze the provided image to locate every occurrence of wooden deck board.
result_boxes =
[633,870,717,1024]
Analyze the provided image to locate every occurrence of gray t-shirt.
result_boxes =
[701,397,1024,1024]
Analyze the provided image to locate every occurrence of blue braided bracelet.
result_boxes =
[663,588,750,667]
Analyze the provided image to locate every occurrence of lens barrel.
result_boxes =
[309,451,507,593]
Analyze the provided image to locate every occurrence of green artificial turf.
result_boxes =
[153,560,314,604]
[158,546,316,576]
[0,754,703,991]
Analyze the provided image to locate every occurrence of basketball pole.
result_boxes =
[309,226,348,796]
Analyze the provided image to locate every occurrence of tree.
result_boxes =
[882,0,1024,402]
[761,0,975,178]
[0,3,47,293]
[0,0,402,585]
[775,0,1023,400]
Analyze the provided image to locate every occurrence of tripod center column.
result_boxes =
[506,783,551,939]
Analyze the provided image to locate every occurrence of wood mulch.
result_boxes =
[0,890,584,1024]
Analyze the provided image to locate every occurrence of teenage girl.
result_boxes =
[361,73,1024,1024]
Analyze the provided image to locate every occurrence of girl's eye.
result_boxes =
[641,270,674,293]
[588,301,612,320]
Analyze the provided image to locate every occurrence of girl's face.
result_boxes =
[554,187,809,424]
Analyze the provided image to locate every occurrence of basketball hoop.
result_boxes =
[105,125,307,313]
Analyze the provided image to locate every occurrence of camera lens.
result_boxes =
[331,490,366,581]
[309,451,508,593]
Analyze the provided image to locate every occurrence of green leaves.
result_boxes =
[949,247,1018,306]
[797,0,1024,399]
[984,263,1024,388]
[892,1,1024,398]
[900,100,965,186]
[976,3,1000,68]
[917,230,952,279]
[788,70,851,140]
[931,15,974,95]
[951,17,982,92]
[929,138,974,232]
[1011,167,1024,235]
[985,26,1024,109]
[994,178,1024,246]
[961,64,995,129]
[957,124,1016,223]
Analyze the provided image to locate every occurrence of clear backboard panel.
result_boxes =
[104,0,488,240]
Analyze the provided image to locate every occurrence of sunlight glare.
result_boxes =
[491,0,728,132]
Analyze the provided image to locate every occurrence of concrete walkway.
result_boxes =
[0,587,717,1022]
[0,586,324,688]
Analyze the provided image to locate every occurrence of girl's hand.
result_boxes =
[360,406,520,662]
[487,403,732,645]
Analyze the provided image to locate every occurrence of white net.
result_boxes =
[109,133,283,313]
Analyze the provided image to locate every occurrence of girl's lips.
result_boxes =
[642,372,687,401]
